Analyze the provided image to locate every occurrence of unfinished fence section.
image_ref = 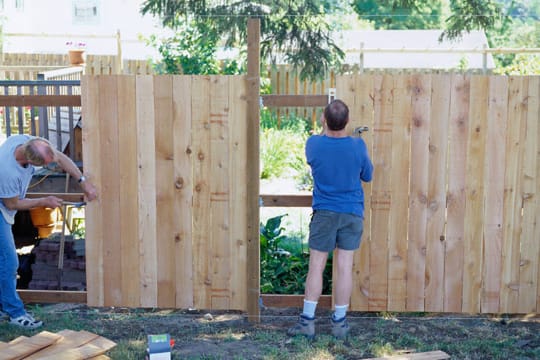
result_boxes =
[336,74,540,314]
[81,75,249,310]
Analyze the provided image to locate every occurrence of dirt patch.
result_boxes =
[29,304,540,359]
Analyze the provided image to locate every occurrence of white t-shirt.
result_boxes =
[0,134,35,224]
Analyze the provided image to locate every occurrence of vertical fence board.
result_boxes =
[136,75,158,307]
[368,74,392,310]
[387,75,411,311]
[81,75,104,306]
[98,76,122,306]
[518,76,539,313]
[117,75,141,307]
[229,76,248,309]
[501,77,528,313]
[481,76,508,313]
[406,75,431,311]
[462,76,488,313]
[172,76,194,308]
[425,75,451,312]
[338,74,373,310]
[154,75,176,307]
[536,77,540,314]
[209,76,231,309]
[192,76,212,309]
[444,75,469,312]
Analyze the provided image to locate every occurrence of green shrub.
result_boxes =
[260,214,332,294]
[260,128,308,180]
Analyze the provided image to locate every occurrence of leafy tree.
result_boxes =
[351,0,506,40]
[351,0,444,30]
[141,0,344,81]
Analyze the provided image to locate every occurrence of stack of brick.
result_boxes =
[28,234,86,291]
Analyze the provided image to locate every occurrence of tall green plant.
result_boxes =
[260,215,332,294]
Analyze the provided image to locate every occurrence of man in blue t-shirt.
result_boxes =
[287,99,373,340]
[0,135,97,329]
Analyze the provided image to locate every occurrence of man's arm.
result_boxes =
[53,150,98,201]
[3,195,63,211]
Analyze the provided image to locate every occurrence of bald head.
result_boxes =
[24,138,55,166]
[323,99,349,131]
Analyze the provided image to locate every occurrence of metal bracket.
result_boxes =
[328,88,336,103]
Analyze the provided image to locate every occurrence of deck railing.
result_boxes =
[0,78,82,160]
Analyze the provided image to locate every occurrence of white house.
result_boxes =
[0,0,165,59]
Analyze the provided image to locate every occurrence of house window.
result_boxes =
[15,0,23,11]
[72,0,100,25]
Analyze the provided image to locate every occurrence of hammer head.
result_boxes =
[353,126,369,136]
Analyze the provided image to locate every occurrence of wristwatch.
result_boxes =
[78,175,87,183]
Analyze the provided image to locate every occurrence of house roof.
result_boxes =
[334,30,495,69]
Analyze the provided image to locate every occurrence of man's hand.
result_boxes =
[80,181,98,202]
[41,196,64,209]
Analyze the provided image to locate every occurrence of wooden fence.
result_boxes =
[81,75,249,309]
[337,74,540,314]
[0,53,154,80]
[78,73,539,314]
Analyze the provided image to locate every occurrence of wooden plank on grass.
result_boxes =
[481,76,508,313]
[117,75,140,307]
[36,336,116,360]
[173,76,194,308]
[518,76,539,313]
[501,76,528,313]
[154,75,176,308]
[229,76,248,309]
[18,290,86,303]
[425,75,451,312]
[407,74,431,311]
[363,350,450,360]
[444,75,469,312]
[81,75,104,306]
[191,76,212,309]
[0,331,62,360]
[24,330,99,359]
[98,75,122,307]
[368,74,392,310]
[387,75,411,311]
[136,75,158,307]
[462,76,489,313]
[209,75,231,309]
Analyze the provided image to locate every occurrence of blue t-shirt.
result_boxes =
[306,135,373,218]
[0,134,34,224]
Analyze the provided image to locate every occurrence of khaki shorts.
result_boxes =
[308,210,364,252]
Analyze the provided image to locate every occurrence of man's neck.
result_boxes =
[325,129,348,138]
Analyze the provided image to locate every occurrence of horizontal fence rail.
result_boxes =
[0,80,82,159]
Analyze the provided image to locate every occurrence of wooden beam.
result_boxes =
[261,294,332,309]
[0,95,81,107]
[26,192,85,202]
[260,194,312,207]
[18,290,87,303]
[262,95,328,108]
[246,18,261,323]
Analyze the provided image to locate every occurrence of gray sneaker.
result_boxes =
[287,314,315,339]
[0,310,9,321]
[331,316,350,339]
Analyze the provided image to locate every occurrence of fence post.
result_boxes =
[246,17,261,323]
[116,29,123,74]
[36,73,48,138]
[359,42,364,74]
